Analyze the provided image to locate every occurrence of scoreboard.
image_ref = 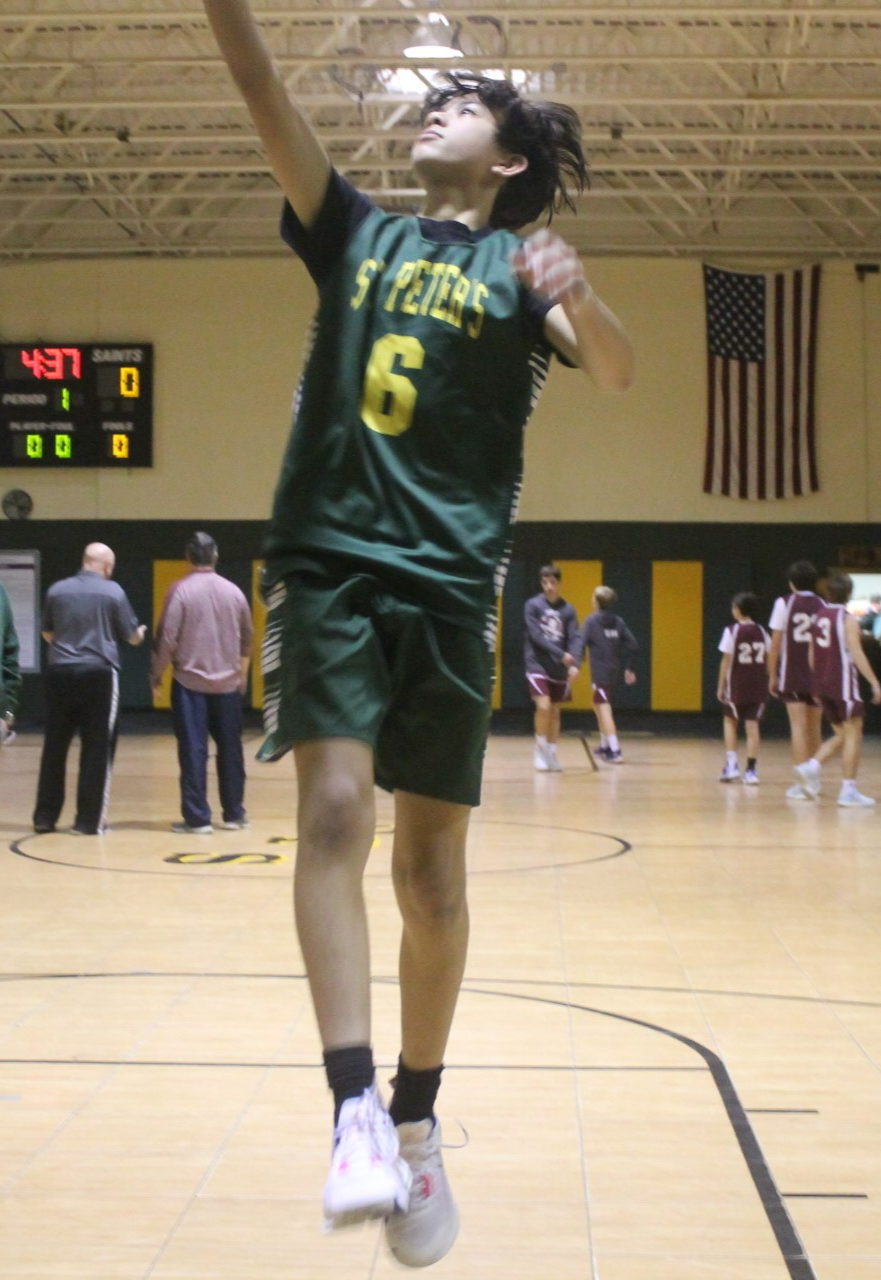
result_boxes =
[0,343,153,468]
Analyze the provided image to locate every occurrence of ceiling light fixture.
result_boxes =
[404,6,463,60]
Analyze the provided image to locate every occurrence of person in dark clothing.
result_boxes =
[33,543,146,835]
[0,580,22,745]
[524,564,580,771]
[200,0,635,1259]
[576,585,638,762]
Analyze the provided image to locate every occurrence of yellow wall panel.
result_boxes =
[250,561,266,711]
[651,561,703,711]
[151,560,189,708]
[554,560,604,710]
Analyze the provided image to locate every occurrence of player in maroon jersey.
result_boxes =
[716,592,770,785]
[793,573,881,806]
[524,565,581,771]
[767,560,825,800]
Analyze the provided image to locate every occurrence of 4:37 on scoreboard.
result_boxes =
[0,343,153,468]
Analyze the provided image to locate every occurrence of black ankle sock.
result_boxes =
[747,757,757,771]
[323,1045,375,1126]
[388,1055,443,1126]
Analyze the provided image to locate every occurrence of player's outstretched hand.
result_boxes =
[512,228,592,313]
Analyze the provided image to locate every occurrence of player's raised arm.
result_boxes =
[512,229,635,391]
[202,0,331,228]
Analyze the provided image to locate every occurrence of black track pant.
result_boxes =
[33,665,119,833]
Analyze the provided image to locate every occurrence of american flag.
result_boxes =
[703,263,821,499]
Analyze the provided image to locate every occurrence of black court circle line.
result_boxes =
[0,970,818,1279]
[6,823,631,878]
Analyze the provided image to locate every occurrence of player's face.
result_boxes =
[541,575,560,602]
[412,95,507,180]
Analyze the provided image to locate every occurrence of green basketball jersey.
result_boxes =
[263,173,559,640]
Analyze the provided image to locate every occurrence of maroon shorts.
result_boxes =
[723,701,765,723]
[820,696,864,727]
[592,684,612,705]
[779,689,818,706]
[527,672,571,704]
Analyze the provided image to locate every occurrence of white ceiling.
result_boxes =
[3,2,881,261]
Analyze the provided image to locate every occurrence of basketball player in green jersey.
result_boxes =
[203,0,635,1266]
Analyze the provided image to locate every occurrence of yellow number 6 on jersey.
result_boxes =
[360,334,425,437]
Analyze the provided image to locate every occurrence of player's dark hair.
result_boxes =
[826,572,853,604]
[421,72,589,230]
[787,560,817,591]
[187,531,217,566]
[540,564,562,581]
[594,586,617,611]
[732,591,758,619]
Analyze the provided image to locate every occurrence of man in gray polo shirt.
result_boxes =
[33,542,146,835]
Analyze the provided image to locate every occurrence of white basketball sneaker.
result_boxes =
[323,1086,412,1231]
[795,759,821,799]
[719,761,740,782]
[838,785,875,808]
[385,1120,459,1268]
[533,745,549,771]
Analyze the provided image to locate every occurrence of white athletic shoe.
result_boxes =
[742,769,760,786]
[533,747,549,772]
[171,821,214,834]
[794,760,821,799]
[220,818,250,830]
[385,1121,459,1268]
[323,1087,411,1232]
[838,787,876,808]
[785,784,809,800]
[719,762,740,782]
[545,748,563,773]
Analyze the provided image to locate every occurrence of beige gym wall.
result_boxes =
[1,255,878,523]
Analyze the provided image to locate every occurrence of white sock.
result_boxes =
[727,751,738,767]
[609,735,619,752]
[536,735,548,748]
[841,779,857,791]
[599,735,609,748]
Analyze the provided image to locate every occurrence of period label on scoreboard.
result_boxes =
[0,344,153,468]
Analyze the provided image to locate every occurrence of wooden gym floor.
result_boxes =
[1,727,880,1279]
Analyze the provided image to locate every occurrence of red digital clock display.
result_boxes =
[0,343,153,468]
[17,346,83,381]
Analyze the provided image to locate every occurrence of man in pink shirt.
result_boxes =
[151,532,254,833]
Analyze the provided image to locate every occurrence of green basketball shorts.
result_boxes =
[257,573,494,807]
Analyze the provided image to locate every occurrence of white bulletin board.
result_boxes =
[0,550,40,672]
